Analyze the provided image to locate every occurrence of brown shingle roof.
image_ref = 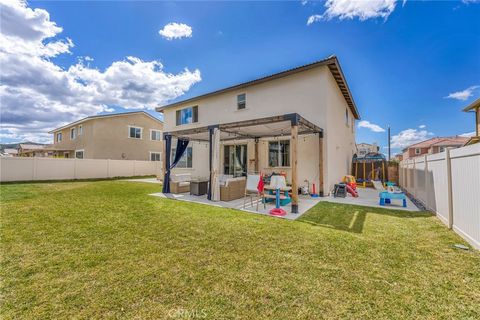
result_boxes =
[155,56,361,120]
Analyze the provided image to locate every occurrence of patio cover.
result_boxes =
[164,113,322,142]
[163,113,324,213]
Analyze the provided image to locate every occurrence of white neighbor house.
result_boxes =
[156,56,360,212]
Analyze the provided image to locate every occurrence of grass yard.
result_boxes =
[1,181,479,319]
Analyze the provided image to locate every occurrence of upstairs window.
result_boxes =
[78,125,83,135]
[70,127,76,140]
[151,130,162,141]
[345,108,349,126]
[56,132,62,142]
[268,140,290,167]
[176,106,198,126]
[237,93,246,110]
[171,146,193,168]
[150,152,161,161]
[129,126,142,139]
[415,148,421,155]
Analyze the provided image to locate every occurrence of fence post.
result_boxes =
[73,158,77,179]
[412,158,417,198]
[33,157,38,180]
[424,154,429,210]
[446,148,454,229]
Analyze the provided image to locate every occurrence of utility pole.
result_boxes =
[388,125,391,161]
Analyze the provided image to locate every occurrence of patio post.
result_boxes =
[254,138,259,173]
[207,125,219,201]
[318,132,324,196]
[207,127,214,200]
[291,117,299,214]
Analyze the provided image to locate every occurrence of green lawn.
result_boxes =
[1,181,479,319]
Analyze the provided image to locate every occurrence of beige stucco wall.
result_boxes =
[163,65,356,193]
[52,113,163,161]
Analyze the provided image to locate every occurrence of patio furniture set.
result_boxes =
[169,173,292,213]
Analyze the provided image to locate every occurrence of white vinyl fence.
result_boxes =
[0,157,162,182]
[399,143,480,249]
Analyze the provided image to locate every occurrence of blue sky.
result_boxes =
[1,0,479,155]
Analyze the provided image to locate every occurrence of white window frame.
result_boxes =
[414,148,421,155]
[171,146,193,168]
[70,127,76,140]
[56,132,62,142]
[75,149,84,159]
[237,93,246,110]
[128,126,143,139]
[150,129,162,141]
[78,125,83,135]
[149,151,162,161]
[268,140,291,168]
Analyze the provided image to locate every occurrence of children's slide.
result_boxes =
[346,184,358,197]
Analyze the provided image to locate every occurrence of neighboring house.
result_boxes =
[156,55,360,202]
[393,153,403,162]
[48,111,164,161]
[462,98,480,145]
[356,142,379,157]
[2,148,19,157]
[18,144,54,157]
[402,136,469,160]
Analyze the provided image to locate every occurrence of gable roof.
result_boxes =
[403,136,469,151]
[19,144,50,150]
[463,98,480,112]
[48,111,163,133]
[155,55,360,119]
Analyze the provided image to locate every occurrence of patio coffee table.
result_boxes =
[190,180,209,196]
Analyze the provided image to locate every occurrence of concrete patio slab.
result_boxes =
[319,187,420,211]
[149,192,321,220]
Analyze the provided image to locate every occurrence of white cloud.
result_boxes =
[391,128,434,149]
[0,1,201,143]
[419,124,426,129]
[358,120,385,132]
[159,22,192,40]
[322,0,398,21]
[307,15,322,25]
[444,85,479,101]
[301,0,309,6]
[459,131,476,137]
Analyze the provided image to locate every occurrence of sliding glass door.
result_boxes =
[224,144,247,177]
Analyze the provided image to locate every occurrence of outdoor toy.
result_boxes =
[310,183,319,197]
[352,152,388,187]
[346,184,358,197]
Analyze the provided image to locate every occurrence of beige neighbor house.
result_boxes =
[402,136,469,160]
[356,142,379,157]
[156,56,360,213]
[18,144,54,157]
[463,98,480,145]
[49,111,164,161]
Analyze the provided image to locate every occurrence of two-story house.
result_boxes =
[402,136,469,160]
[463,98,480,145]
[356,142,379,158]
[156,55,360,210]
[49,111,164,161]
